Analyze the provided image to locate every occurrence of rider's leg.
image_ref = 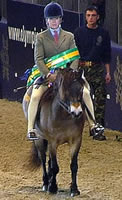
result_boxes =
[27,84,47,140]
[83,82,106,141]
[83,86,96,127]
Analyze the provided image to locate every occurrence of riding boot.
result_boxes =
[90,123,106,140]
[86,112,106,141]
[27,84,47,140]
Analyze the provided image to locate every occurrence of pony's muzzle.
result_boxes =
[70,102,83,118]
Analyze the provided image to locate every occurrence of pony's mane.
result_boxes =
[40,86,54,104]
[40,68,84,104]
[60,68,81,90]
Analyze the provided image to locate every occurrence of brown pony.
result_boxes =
[23,68,86,197]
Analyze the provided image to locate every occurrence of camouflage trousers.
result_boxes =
[82,64,106,126]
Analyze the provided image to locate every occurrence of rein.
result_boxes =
[58,99,71,114]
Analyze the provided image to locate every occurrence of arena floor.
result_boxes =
[0,99,122,200]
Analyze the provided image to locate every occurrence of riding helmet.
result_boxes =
[44,2,63,18]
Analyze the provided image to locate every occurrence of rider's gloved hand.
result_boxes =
[47,71,57,83]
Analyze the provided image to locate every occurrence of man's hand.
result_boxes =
[105,73,111,84]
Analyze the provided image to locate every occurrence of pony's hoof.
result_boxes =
[42,185,48,192]
[48,183,58,194]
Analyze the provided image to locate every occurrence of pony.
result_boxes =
[22,68,86,197]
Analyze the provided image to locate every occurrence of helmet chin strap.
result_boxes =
[49,27,60,30]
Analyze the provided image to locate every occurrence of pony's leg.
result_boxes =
[41,153,48,191]
[40,140,49,191]
[48,147,59,194]
[34,140,48,191]
[70,140,81,197]
[47,157,52,181]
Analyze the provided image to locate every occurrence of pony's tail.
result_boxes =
[30,139,48,169]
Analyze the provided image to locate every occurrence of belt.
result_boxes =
[79,61,100,67]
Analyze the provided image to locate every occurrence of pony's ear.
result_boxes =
[81,70,85,80]
[54,72,63,89]
[58,74,63,88]
[57,73,65,100]
[77,68,85,80]
[76,69,85,85]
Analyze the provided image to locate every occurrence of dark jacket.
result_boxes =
[74,25,111,64]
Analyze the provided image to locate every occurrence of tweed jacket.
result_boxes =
[34,28,78,75]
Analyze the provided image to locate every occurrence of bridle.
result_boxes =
[57,78,84,115]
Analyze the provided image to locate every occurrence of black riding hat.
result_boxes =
[44,2,63,18]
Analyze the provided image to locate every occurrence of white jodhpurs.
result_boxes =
[83,79,96,129]
[28,84,48,132]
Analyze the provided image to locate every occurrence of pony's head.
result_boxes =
[55,68,85,118]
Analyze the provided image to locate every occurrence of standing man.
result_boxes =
[74,5,111,128]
